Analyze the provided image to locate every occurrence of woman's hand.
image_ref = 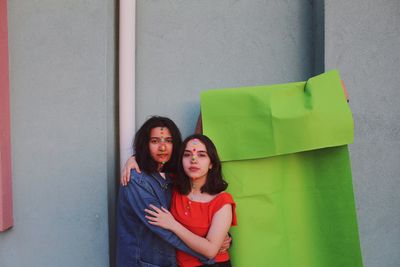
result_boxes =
[145,204,177,230]
[218,234,232,254]
[120,156,141,186]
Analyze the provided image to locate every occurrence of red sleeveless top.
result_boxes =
[171,190,237,267]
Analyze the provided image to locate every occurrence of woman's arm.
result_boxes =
[145,204,233,259]
[120,156,141,186]
[122,175,214,264]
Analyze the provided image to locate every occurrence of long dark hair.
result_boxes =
[134,116,182,173]
[175,134,228,195]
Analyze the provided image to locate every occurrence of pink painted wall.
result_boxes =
[0,0,13,232]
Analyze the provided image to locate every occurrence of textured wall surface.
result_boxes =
[0,1,117,266]
[2,1,397,266]
[325,1,400,266]
[136,0,314,137]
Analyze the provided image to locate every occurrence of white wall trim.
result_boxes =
[119,0,136,169]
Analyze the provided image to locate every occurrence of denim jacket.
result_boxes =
[116,170,214,267]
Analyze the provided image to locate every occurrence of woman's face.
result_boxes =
[149,127,173,167]
[182,139,212,181]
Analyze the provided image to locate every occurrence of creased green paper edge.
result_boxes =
[200,70,354,162]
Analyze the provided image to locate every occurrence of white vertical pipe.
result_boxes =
[119,0,136,169]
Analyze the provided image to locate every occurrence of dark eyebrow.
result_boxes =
[185,149,208,153]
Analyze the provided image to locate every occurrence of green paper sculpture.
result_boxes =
[200,70,363,267]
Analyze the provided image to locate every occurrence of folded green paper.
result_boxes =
[201,70,353,161]
[200,70,363,267]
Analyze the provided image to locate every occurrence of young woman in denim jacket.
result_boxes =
[116,116,215,266]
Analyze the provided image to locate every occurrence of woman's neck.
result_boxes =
[188,179,216,202]
[190,177,206,193]
[157,163,164,172]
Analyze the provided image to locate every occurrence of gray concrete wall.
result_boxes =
[137,1,400,267]
[0,1,117,266]
[136,0,315,137]
[2,1,398,266]
[325,1,400,266]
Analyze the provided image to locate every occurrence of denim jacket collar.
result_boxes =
[148,172,173,191]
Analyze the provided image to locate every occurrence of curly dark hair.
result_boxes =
[134,116,182,173]
[175,134,228,195]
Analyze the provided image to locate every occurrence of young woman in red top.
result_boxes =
[145,134,237,267]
